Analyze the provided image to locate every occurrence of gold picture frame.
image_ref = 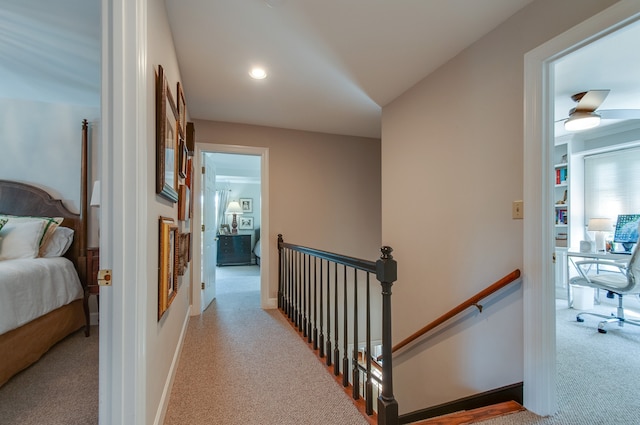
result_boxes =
[158,216,179,320]
[156,65,179,203]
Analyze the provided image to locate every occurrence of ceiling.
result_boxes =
[1,1,639,142]
[164,0,538,138]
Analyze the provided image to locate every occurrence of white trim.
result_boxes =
[100,0,148,423]
[523,1,640,415]
[153,310,190,425]
[192,143,271,312]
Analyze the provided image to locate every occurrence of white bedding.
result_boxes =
[254,238,261,258]
[0,257,83,334]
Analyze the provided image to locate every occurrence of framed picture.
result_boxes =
[238,216,254,230]
[219,224,230,235]
[155,65,179,203]
[177,82,187,137]
[178,184,187,221]
[158,216,178,320]
[178,138,188,178]
[178,232,190,277]
[240,198,253,213]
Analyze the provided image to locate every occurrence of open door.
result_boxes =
[201,152,217,310]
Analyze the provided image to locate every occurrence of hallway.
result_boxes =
[164,265,368,424]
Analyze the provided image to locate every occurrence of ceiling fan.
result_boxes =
[561,89,640,131]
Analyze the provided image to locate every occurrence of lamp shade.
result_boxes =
[225,201,243,215]
[587,218,613,232]
[90,181,101,207]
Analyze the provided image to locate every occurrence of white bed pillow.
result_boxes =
[0,220,48,260]
[41,226,75,258]
[0,215,63,255]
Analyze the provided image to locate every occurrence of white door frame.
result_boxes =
[523,0,640,415]
[100,0,148,423]
[192,143,273,313]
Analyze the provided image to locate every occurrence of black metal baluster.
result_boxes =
[302,253,308,337]
[342,265,349,387]
[307,254,312,343]
[352,268,359,398]
[333,262,340,376]
[365,272,373,415]
[318,259,324,357]
[298,251,303,331]
[312,256,317,348]
[293,250,298,324]
[326,261,332,367]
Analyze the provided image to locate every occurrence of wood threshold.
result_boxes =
[410,400,525,425]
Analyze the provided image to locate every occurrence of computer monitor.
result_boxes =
[613,214,640,253]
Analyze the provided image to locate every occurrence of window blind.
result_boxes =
[584,146,640,224]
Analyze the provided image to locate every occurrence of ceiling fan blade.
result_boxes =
[574,89,610,112]
[598,109,640,120]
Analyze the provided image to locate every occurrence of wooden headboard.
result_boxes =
[0,180,87,285]
[0,119,89,287]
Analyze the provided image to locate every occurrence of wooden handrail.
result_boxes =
[391,269,521,354]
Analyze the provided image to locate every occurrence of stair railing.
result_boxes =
[278,234,398,425]
[391,269,521,355]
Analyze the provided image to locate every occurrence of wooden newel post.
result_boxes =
[376,246,398,425]
[278,234,284,309]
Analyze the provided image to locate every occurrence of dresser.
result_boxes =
[217,234,252,266]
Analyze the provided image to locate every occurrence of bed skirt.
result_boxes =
[0,299,85,387]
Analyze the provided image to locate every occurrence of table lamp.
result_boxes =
[225,201,243,234]
[588,218,613,252]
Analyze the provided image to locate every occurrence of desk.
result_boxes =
[566,250,630,307]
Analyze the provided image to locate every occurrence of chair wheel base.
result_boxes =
[576,316,584,322]
[598,328,607,334]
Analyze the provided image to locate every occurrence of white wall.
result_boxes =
[381,0,617,414]
[146,1,192,423]
[193,120,382,300]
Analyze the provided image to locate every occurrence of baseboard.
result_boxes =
[398,382,523,424]
[153,309,191,425]
[263,297,278,309]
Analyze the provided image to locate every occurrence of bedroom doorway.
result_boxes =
[192,143,271,315]
[209,152,261,299]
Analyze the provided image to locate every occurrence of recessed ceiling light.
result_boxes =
[249,67,267,80]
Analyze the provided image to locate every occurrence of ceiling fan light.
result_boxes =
[564,112,600,131]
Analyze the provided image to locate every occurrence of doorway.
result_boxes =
[209,152,262,298]
[523,2,640,415]
[191,143,272,315]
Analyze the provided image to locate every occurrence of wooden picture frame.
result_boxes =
[156,65,179,203]
[159,216,179,320]
[240,198,253,213]
[179,138,188,178]
[238,216,254,230]
[177,82,187,137]
[219,224,230,235]
[178,184,187,221]
[178,232,190,277]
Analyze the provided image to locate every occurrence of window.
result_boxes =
[584,146,640,224]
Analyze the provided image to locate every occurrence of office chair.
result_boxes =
[569,242,640,334]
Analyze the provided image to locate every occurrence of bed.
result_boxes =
[0,123,89,387]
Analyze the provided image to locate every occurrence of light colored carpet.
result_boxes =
[163,265,369,425]
[480,291,640,424]
[0,326,99,425]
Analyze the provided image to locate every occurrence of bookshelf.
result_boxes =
[554,140,569,248]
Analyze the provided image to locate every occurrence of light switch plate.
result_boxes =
[513,200,524,219]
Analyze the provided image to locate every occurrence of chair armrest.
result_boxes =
[572,260,627,283]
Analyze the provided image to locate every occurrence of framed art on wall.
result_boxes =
[158,216,179,320]
[240,198,253,213]
[155,65,179,203]
[177,82,187,137]
[238,216,254,230]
